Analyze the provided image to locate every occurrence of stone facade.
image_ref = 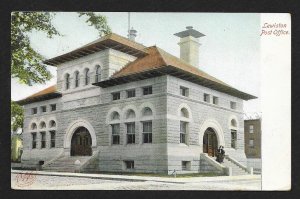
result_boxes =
[21,36,249,174]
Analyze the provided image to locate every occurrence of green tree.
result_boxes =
[11,12,111,85]
[11,101,24,132]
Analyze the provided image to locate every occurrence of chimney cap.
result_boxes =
[174,26,205,38]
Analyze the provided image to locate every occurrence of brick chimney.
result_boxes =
[174,26,205,67]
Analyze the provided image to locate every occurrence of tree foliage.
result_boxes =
[78,12,111,37]
[11,12,111,85]
[11,101,24,132]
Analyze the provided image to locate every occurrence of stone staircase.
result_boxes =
[222,157,249,176]
[42,156,91,173]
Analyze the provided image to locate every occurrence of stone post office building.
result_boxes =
[18,27,256,175]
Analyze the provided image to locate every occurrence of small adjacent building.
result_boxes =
[244,115,262,173]
[17,27,257,175]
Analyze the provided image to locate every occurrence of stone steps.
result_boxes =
[222,158,249,176]
[42,156,91,172]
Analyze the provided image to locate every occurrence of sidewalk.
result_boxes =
[11,169,261,184]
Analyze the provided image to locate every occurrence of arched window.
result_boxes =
[49,120,56,128]
[75,71,80,87]
[84,68,90,85]
[180,108,189,118]
[65,73,70,90]
[111,111,120,120]
[126,109,136,119]
[31,123,37,130]
[231,119,237,127]
[143,107,153,116]
[40,121,46,129]
[95,65,101,82]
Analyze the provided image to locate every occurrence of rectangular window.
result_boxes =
[41,106,47,113]
[231,130,237,149]
[249,125,254,133]
[143,121,152,143]
[180,121,187,144]
[50,104,56,111]
[126,123,135,144]
[112,92,120,101]
[204,93,210,103]
[126,89,136,98]
[213,96,219,105]
[182,161,190,171]
[143,86,152,95]
[32,108,37,115]
[249,139,254,148]
[41,132,46,148]
[180,86,189,97]
[111,124,120,145]
[124,161,134,169]
[230,101,237,109]
[50,131,56,148]
[32,133,37,149]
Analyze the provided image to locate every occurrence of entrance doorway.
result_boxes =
[203,128,218,157]
[71,127,92,156]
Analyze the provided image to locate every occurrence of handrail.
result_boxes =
[171,169,177,178]
[79,148,100,172]
[200,153,226,171]
[225,155,250,173]
[42,149,65,168]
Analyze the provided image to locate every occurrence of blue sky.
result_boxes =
[11,12,261,113]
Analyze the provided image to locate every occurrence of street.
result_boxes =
[11,172,261,190]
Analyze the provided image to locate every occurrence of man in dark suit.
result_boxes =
[220,146,225,163]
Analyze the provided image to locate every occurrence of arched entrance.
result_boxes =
[203,128,218,157]
[71,127,92,156]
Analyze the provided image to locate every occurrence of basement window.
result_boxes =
[182,161,190,171]
[124,161,134,169]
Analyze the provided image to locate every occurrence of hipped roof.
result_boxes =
[43,33,148,66]
[16,85,61,105]
[94,46,256,100]
[20,33,256,105]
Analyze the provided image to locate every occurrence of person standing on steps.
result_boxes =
[220,146,225,163]
[216,146,222,163]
